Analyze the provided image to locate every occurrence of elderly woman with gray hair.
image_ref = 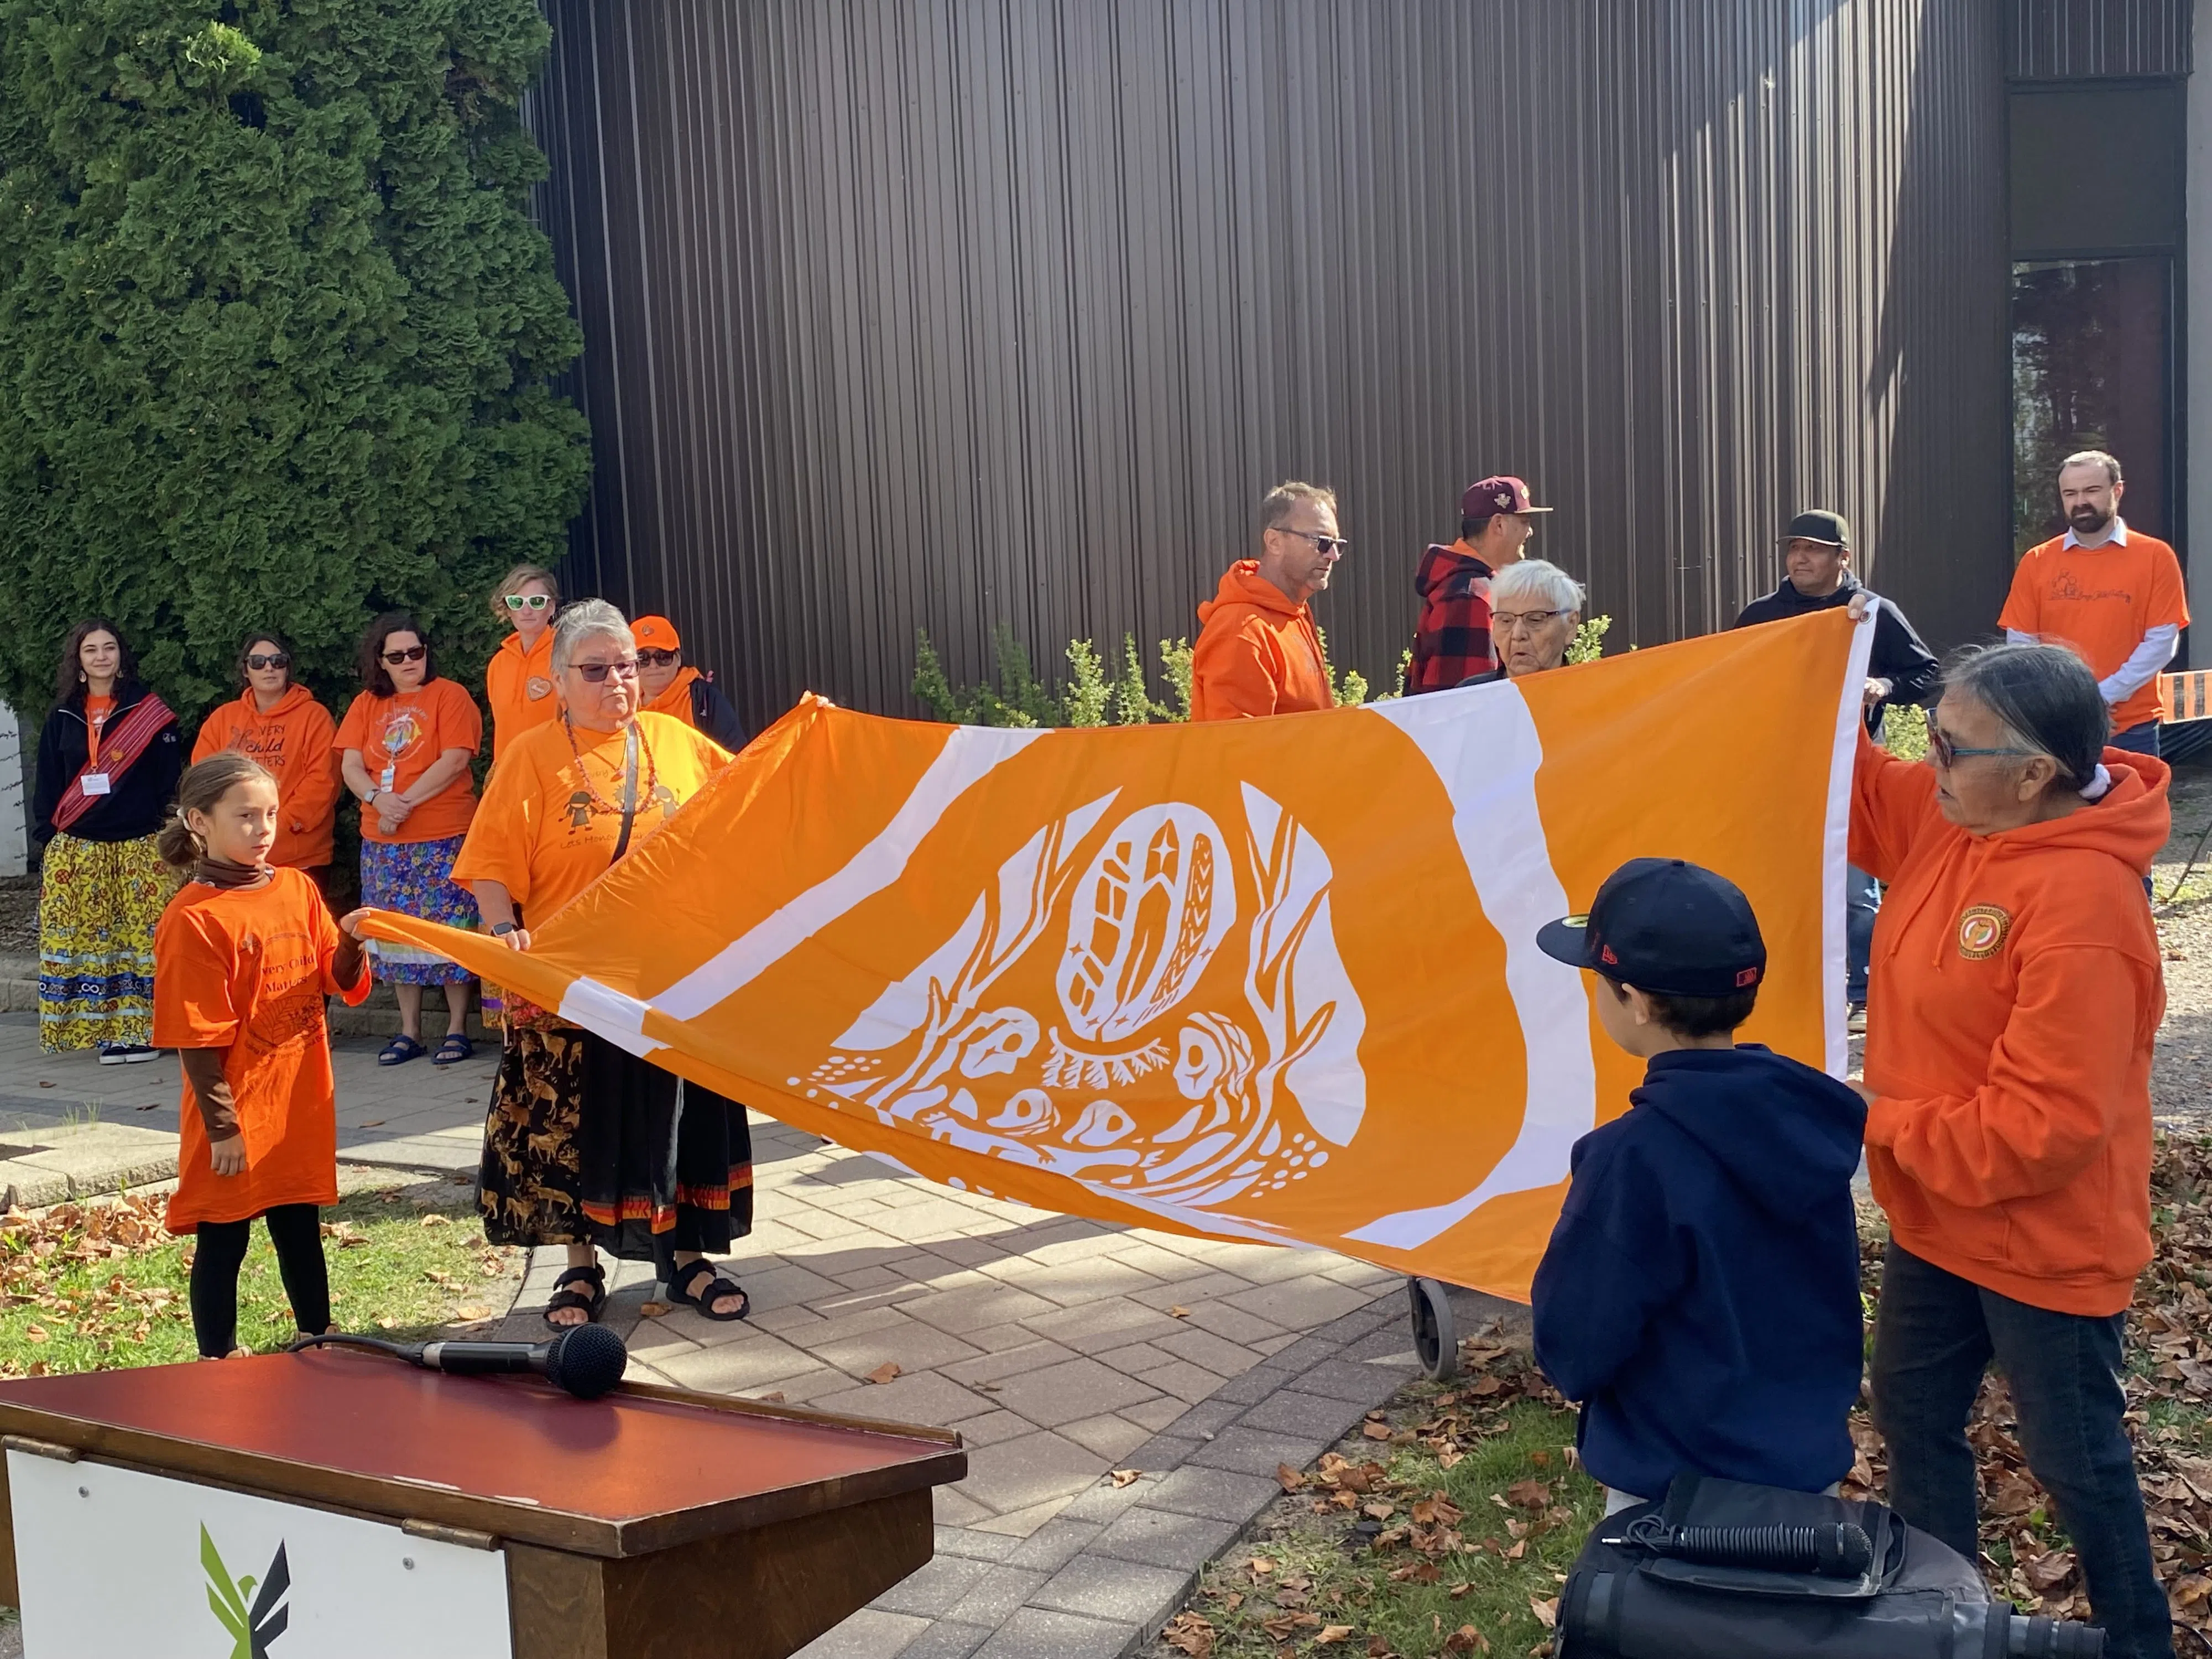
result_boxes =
[1849,632,2172,1658]
[453,600,754,1327]
[1458,559,1585,685]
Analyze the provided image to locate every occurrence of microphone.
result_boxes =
[289,1324,629,1400]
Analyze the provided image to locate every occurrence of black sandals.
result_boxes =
[542,1263,607,1328]
[668,1260,750,1322]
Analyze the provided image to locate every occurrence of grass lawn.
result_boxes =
[0,1177,522,1378]
[1164,1344,1602,1659]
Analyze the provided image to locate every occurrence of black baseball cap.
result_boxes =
[1782,509,1850,547]
[1536,858,1767,998]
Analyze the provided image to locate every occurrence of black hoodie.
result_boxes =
[1733,573,1939,733]
[32,684,183,845]
[1531,1045,1867,1499]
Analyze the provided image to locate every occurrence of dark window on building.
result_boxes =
[2008,83,2183,554]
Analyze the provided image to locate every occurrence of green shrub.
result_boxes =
[911,625,1058,727]
[1885,701,1931,760]
[0,0,590,728]
[1567,615,1613,665]
[1062,639,1110,728]
[1109,635,1163,726]
[1157,638,1194,723]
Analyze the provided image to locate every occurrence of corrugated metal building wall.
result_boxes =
[526,1,2010,728]
[2010,0,2192,78]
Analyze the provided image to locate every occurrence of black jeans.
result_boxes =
[1870,1243,2172,1659]
[2110,721,2163,759]
[190,1204,329,1358]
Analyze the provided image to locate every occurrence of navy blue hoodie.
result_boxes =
[1531,1045,1866,1500]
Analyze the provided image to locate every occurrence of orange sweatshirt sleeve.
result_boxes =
[1191,617,1283,721]
[190,708,229,765]
[1849,724,1940,886]
[284,703,342,839]
[1865,942,2151,1206]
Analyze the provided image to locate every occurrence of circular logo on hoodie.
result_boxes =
[1957,905,2011,960]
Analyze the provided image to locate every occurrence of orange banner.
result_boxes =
[367,610,1871,1300]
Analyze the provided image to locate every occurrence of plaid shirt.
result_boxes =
[1407,542,1496,694]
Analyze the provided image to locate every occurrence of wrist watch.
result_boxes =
[490,922,518,937]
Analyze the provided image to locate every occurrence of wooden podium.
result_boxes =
[0,1349,967,1658]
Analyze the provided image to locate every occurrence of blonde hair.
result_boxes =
[157,754,276,870]
[490,562,562,621]
[1259,480,1338,533]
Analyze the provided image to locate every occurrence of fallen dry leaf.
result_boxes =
[1316,1626,1353,1645]
[1109,1468,1142,1487]
[639,1301,669,1317]
[1170,1306,1192,1318]
[1163,1613,1214,1658]
[1505,1479,1553,1511]
[1248,1556,1276,1577]
[453,1305,492,1322]
[419,1213,450,1228]
[22,1325,45,1344]
[1530,1597,1559,1630]
[1276,1463,1307,1493]
[1444,1628,1490,1656]
[1361,1421,1394,1441]
[864,1361,901,1384]
[755,1391,786,1404]
[357,1119,385,1128]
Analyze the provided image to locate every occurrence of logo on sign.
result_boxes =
[1957,905,2011,961]
[202,1524,290,1656]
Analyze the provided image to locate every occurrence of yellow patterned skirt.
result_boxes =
[38,833,175,1052]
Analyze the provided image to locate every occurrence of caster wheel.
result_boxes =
[1407,1276,1457,1381]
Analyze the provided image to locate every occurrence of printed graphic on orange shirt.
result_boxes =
[1957,905,2011,960]
[375,708,427,767]
[226,722,293,771]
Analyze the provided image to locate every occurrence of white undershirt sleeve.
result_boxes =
[2099,623,2180,704]
[2005,629,2039,646]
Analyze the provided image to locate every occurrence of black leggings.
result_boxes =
[190,1204,329,1358]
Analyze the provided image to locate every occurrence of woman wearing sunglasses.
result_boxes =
[191,632,342,899]
[485,564,562,763]
[1849,632,2172,1658]
[455,600,752,1328]
[630,614,749,750]
[335,613,483,1067]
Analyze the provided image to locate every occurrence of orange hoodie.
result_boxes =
[486,628,560,761]
[190,684,342,868]
[1191,561,1332,722]
[1850,731,2168,1316]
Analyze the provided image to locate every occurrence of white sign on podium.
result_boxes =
[9,1449,512,1657]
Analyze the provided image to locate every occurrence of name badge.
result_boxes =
[81,773,111,796]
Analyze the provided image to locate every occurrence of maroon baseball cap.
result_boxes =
[1460,475,1553,519]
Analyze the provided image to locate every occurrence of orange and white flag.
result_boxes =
[368,609,1872,1300]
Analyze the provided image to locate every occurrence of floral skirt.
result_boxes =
[38,833,173,1052]
[478,1025,754,1258]
[360,834,477,985]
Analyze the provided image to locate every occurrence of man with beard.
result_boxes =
[2000,451,2188,757]
[1191,481,1344,721]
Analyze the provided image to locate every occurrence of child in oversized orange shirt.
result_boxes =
[154,754,374,1359]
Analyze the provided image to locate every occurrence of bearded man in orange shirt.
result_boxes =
[2000,450,2188,759]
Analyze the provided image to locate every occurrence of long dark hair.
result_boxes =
[52,619,137,707]
[235,627,296,690]
[356,612,436,698]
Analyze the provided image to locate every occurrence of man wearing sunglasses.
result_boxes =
[1734,509,1939,1029]
[631,615,748,752]
[1407,474,1551,695]
[1192,480,1344,721]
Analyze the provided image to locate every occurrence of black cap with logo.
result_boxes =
[1536,857,1767,998]
[1782,509,1851,548]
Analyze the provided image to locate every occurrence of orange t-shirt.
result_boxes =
[154,869,373,1230]
[333,678,483,844]
[452,712,732,922]
[84,693,115,765]
[1998,526,2189,731]
[192,685,342,868]
[486,629,560,762]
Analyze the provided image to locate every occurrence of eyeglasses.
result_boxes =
[638,648,680,668]
[503,593,552,612]
[380,645,427,665]
[244,653,291,671]
[1493,610,1568,634]
[571,659,640,683]
[1927,726,2034,769]
[1271,526,1350,556]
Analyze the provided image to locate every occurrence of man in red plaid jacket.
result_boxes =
[1407,475,1553,695]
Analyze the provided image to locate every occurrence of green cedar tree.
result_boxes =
[0,0,589,730]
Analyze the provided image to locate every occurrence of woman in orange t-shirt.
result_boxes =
[455,599,752,1328]
[485,563,561,763]
[335,612,483,1069]
[153,753,373,1358]
[191,629,341,891]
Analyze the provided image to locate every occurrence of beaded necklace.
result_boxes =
[562,714,659,817]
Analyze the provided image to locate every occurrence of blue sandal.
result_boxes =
[431,1032,474,1067]
[377,1034,426,1066]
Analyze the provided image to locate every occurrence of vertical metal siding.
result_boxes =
[529,0,2011,729]
[2010,0,2192,79]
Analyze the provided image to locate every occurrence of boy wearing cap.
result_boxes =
[631,615,749,752]
[1530,857,1867,1512]
[1406,475,1552,696]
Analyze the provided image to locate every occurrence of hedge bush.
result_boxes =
[0,0,590,728]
